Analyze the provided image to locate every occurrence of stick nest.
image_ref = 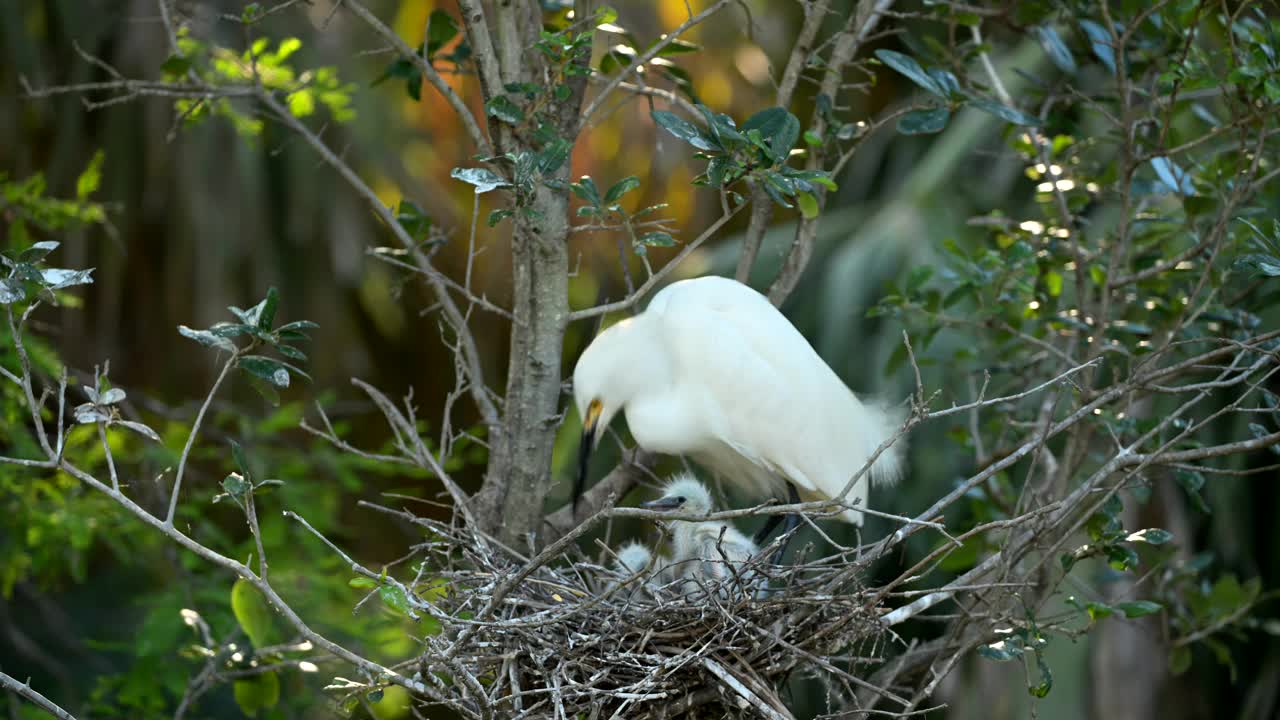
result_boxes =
[392,512,889,720]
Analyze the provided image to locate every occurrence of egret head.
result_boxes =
[640,474,714,516]
[571,320,642,513]
[614,542,653,574]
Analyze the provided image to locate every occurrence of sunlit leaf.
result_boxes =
[651,110,717,151]
[113,420,161,442]
[450,167,512,194]
[796,191,819,219]
[1151,156,1195,196]
[178,325,236,352]
[230,578,278,648]
[238,356,292,389]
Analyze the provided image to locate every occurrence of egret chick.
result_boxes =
[574,275,905,536]
[607,542,673,599]
[641,474,761,598]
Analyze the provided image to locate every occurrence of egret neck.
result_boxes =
[573,315,674,511]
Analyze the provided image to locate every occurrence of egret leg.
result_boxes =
[767,484,803,565]
[753,511,784,545]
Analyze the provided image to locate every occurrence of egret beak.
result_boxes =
[574,400,603,514]
[640,496,685,511]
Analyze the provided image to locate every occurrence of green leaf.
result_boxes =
[604,176,641,205]
[651,110,717,151]
[1116,600,1163,618]
[0,278,26,305]
[928,69,961,98]
[276,320,318,333]
[1169,645,1192,675]
[906,265,934,293]
[1044,271,1063,297]
[221,472,250,499]
[795,191,819,219]
[969,98,1041,126]
[349,576,377,589]
[230,439,251,478]
[1029,652,1053,698]
[379,584,413,615]
[425,9,459,58]
[246,375,280,407]
[112,420,161,442]
[40,267,95,290]
[450,167,512,194]
[897,108,950,134]
[18,240,59,263]
[803,130,823,146]
[1078,20,1116,74]
[1126,528,1173,545]
[1234,253,1280,277]
[874,49,944,96]
[160,54,192,76]
[741,107,796,155]
[637,231,676,248]
[230,578,277,648]
[178,325,236,352]
[1151,156,1195,196]
[238,356,292,389]
[256,287,278,330]
[1033,25,1077,74]
[977,639,1024,661]
[485,96,524,124]
[233,672,280,718]
[537,137,572,174]
[488,209,514,227]
[75,150,104,201]
[651,37,700,57]
[395,200,431,239]
[571,176,602,206]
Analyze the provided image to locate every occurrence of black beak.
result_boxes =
[574,422,597,514]
[640,497,685,511]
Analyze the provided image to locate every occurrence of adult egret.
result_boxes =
[640,474,761,597]
[574,275,904,538]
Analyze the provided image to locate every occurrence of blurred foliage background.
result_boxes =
[2,0,1279,718]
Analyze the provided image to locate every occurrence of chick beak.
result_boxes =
[640,497,685,511]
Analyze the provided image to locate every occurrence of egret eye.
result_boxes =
[674,496,686,504]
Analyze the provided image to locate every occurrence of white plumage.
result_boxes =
[574,275,904,526]
[640,474,761,597]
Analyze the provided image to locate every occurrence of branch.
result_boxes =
[341,0,491,155]
[0,672,77,720]
[254,88,500,433]
[578,0,734,131]
[166,353,236,527]
[567,204,742,321]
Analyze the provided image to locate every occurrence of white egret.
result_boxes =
[574,275,905,541]
[609,541,672,595]
[640,474,761,597]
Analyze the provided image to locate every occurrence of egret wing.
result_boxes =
[652,277,901,521]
